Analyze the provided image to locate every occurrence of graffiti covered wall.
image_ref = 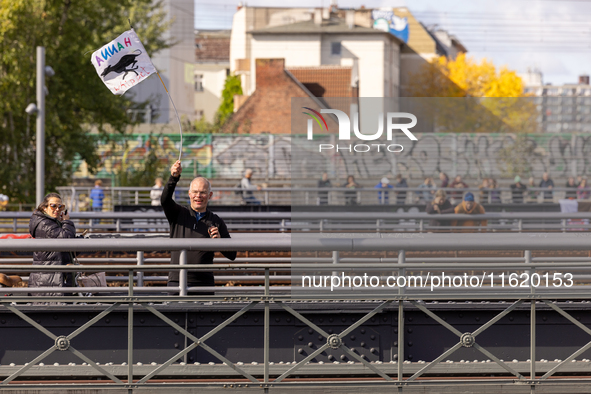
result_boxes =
[73,133,591,182]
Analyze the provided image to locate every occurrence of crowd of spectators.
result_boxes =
[317,172,591,205]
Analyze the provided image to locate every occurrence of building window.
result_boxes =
[331,42,342,56]
[194,74,204,92]
[196,110,204,120]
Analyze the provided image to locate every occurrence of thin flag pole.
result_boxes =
[127,20,183,161]
[156,72,183,161]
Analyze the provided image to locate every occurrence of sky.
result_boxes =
[195,0,591,85]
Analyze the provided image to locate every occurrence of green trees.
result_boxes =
[0,0,170,203]
[190,74,243,134]
[217,74,243,126]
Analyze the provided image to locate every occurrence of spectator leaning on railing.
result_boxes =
[451,192,487,232]
[478,178,491,203]
[425,189,455,229]
[317,172,331,205]
[375,177,393,205]
[342,175,360,206]
[150,177,164,206]
[90,180,104,213]
[510,176,527,203]
[566,176,578,199]
[539,172,554,201]
[394,174,408,205]
[241,169,262,205]
[162,160,237,295]
[578,178,590,200]
[417,177,436,203]
[439,172,449,188]
[449,175,469,204]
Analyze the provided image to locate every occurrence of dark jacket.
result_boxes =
[510,183,527,203]
[162,175,236,285]
[28,211,76,290]
[539,179,554,199]
[425,199,455,227]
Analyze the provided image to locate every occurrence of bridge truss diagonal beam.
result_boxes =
[540,300,591,380]
[141,303,259,383]
[1,302,123,384]
[274,300,394,383]
[407,300,525,381]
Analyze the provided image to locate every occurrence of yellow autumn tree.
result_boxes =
[408,54,538,133]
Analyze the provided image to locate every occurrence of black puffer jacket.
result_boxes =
[28,210,76,290]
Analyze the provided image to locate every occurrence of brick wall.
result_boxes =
[224,59,309,134]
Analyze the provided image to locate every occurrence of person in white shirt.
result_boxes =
[241,169,262,205]
[150,178,164,206]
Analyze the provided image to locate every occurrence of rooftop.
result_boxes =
[195,30,231,63]
[249,18,402,42]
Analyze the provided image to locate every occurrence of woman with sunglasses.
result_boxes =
[28,193,76,296]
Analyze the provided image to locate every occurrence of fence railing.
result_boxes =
[56,186,587,210]
[1,234,591,390]
[2,211,591,233]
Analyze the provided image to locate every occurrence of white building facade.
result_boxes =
[230,7,402,99]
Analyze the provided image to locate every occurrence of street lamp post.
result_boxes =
[36,46,45,207]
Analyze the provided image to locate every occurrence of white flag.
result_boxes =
[91,29,156,95]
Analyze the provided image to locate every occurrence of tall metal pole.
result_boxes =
[35,46,45,207]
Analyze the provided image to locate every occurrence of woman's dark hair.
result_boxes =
[35,193,63,213]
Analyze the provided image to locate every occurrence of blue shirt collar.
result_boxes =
[194,210,207,222]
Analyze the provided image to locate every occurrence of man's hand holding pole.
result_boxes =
[171,160,182,177]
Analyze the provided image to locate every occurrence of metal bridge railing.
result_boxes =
[2,211,591,233]
[1,234,591,391]
[56,186,588,210]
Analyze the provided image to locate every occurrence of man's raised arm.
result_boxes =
[161,160,182,222]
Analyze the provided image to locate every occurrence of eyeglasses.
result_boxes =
[49,203,64,210]
[189,191,209,197]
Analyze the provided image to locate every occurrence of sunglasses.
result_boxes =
[49,203,64,210]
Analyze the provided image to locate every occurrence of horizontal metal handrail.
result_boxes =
[4,211,591,220]
[0,234,291,252]
[1,233,590,252]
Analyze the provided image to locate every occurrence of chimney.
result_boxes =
[237,1,243,10]
[579,75,590,85]
[255,59,285,88]
[346,10,354,29]
[314,9,322,25]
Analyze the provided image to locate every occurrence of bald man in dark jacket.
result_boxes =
[162,160,236,294]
